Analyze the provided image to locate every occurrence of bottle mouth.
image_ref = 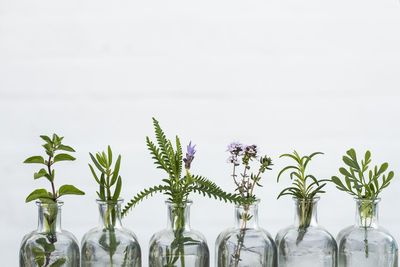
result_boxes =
[36,200,63,207]
[96,199,124,205]
[165,199,193,207]
[235,198,260,208]
[354,197,381,203]
[292,196,320,203]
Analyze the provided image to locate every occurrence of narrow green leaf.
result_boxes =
[30,246,45,266]
[90,153,105,173]
[88,164,100,184]
[24,156,45,164]
[113,177,122,200]
[111,155,121,185]
[108,145,112,167]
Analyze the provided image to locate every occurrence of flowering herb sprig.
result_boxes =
[277,151,327,243]
[331,148,395,257]
[23,134,84,267]
[123,118,245,267]
[88,146,125,266]
[227,142,273,267]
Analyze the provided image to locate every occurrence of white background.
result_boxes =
[1,0,400,265]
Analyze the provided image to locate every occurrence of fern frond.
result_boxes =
[192,175,224,191]
[122,185,170,217]
[146,137,172,176]
[175,136,183,179]
[189,184,246,205]
[152,118,173,173]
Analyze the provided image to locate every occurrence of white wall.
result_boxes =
[1,0,400,265]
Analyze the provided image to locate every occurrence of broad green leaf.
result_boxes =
[24,156,45,164]
[34,168,48,179]
[26,189,52,203]
[58,145,75,152]
[36,238,55,253]
[50,258,66,267]
[377,163,389,175]
[40,135,52,143]
[53,153,75,162]
[58,185,85,197]
[343,156,358,169]
[30,245,44,266]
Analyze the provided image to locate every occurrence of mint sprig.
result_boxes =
[24,134,85,203]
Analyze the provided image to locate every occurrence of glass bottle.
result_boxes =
[337,198,398,267]
[19,201,80,267]
[275,197,337,267]
[81,199,142,267]
[215,200,277,267]
[149,200,209,267]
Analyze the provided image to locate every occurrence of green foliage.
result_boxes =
[24,134,84,203]
[88,145,122,201]
[277,151,327,200]
[122,118,245,217]
[331,148,395,199]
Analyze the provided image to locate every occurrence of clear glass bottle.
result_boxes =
[19,201,80,267]
[337,198,398,267]
[215,200,277,267]
[275,197,337,267]
[81,199,142,267]
[149,200,209,267]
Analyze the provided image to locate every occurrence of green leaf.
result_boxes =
[339,167,352,178]
[24,156,45,164]
[108,145,113,167]
[34,168,48,179]
[58,145,75,152]
[90,153,105,173]
[113,176,122,200]
[53,153,76,162]
[40,135,52,143]
[50,258,67,267]
[26,189,52,203]
[30,245,45,266]
[88,164,100,184]
[58,185,85,197]
[111,155,121,185]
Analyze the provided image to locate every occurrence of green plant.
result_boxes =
[226,142,273,267]
[123,118,245,267]
[89,145,124,266]
[24,134,84,267]
[277,151,327,243]
[331,148,395,257]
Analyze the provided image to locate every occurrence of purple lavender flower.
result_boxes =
[183,141,196,169]
[227,142,244,155]
[227,155,240,164]
[245,144,258,158]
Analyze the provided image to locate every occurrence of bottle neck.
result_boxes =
[355,198,379,228]
[235,201,259,229]
[37,201,63,233]
[166,201,191,231]
[293,198,319,228]
[97,200,123,229]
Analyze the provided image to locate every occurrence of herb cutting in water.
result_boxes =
[276,151,327,243]
[226,142,273,267]
[331,148,395,257]
[122,118,246,267]
[23,134,85,267]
